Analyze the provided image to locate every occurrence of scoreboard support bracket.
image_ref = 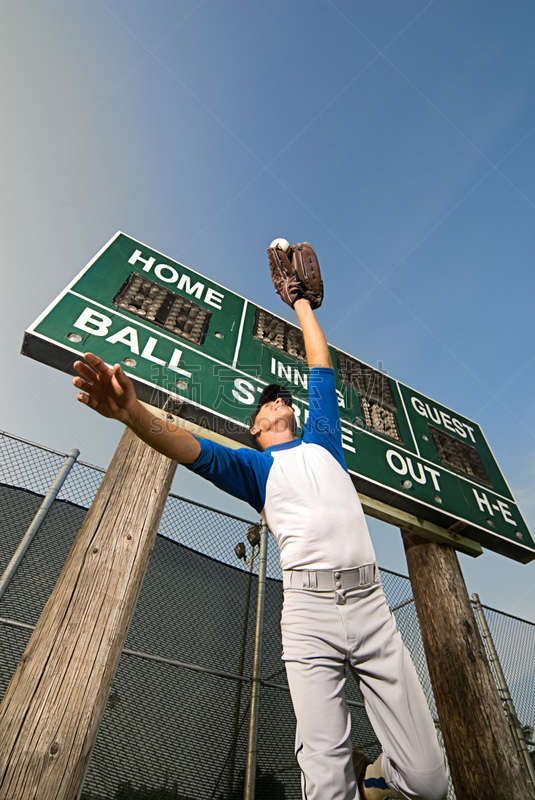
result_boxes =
[359,493,482,558]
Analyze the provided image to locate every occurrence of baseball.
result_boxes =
[269,238,291,254]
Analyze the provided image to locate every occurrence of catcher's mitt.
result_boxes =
[267,241,324,309]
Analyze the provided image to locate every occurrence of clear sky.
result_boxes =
[1,0,534,619]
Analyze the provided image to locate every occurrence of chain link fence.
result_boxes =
[1,430,534,800]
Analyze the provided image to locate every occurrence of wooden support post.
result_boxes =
[401,530,531,800]
[0,428,176,800]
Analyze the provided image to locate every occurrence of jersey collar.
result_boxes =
[264,438,302,454]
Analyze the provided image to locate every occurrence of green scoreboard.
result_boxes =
[22,232,534,563]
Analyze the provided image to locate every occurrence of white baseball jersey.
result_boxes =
[187,368,376,571]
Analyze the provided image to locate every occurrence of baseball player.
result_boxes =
[72,243,448,800]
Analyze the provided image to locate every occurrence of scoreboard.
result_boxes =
[22,232,534,563]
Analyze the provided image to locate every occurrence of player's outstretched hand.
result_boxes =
[72,353,139,424]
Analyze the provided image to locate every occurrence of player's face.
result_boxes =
[251,397,296,436]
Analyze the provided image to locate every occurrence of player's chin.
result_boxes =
[274,412,297,435]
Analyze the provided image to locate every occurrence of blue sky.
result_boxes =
[1,0,534,619]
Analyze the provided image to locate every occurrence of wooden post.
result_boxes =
[401,530,531,800]
[0,428,176,800]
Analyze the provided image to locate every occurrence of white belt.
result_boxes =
[282,563,379,592]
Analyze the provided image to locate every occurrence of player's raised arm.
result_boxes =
[267,239,332,370]
[293,299,332,370]
[73,353,201,464]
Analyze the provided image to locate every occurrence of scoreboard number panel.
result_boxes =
[22,232,534,563]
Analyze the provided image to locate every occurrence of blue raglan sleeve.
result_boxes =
[302,368,347,471]
[184,438,272,513]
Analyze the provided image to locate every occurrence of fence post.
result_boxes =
[402,530,532,799]
[224,541,257,799]
[0,428,176,800]
[0,448,80,602]
[244,521,269,800]
[472,593,535,795]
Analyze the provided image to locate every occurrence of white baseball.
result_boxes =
[269,238,291,254]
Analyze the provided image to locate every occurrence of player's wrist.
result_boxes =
[294,298,314,323]
[122,399,143,430]
[293,297,312,311]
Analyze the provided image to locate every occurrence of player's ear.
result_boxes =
[249,426,265,450]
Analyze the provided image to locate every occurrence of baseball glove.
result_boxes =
[267,241,324,309]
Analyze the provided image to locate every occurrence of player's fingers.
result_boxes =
[112,363,128,386]
[73,361,98,381]
[76,392,90,405]
[72,376,93,393]
[112,364,132,399]
[83,352,110,374]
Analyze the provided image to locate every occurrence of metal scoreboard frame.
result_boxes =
[22,232,534,563]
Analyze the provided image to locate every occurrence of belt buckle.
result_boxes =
[302,571,318,590]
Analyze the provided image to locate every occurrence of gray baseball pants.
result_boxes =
[281,566,448,800]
